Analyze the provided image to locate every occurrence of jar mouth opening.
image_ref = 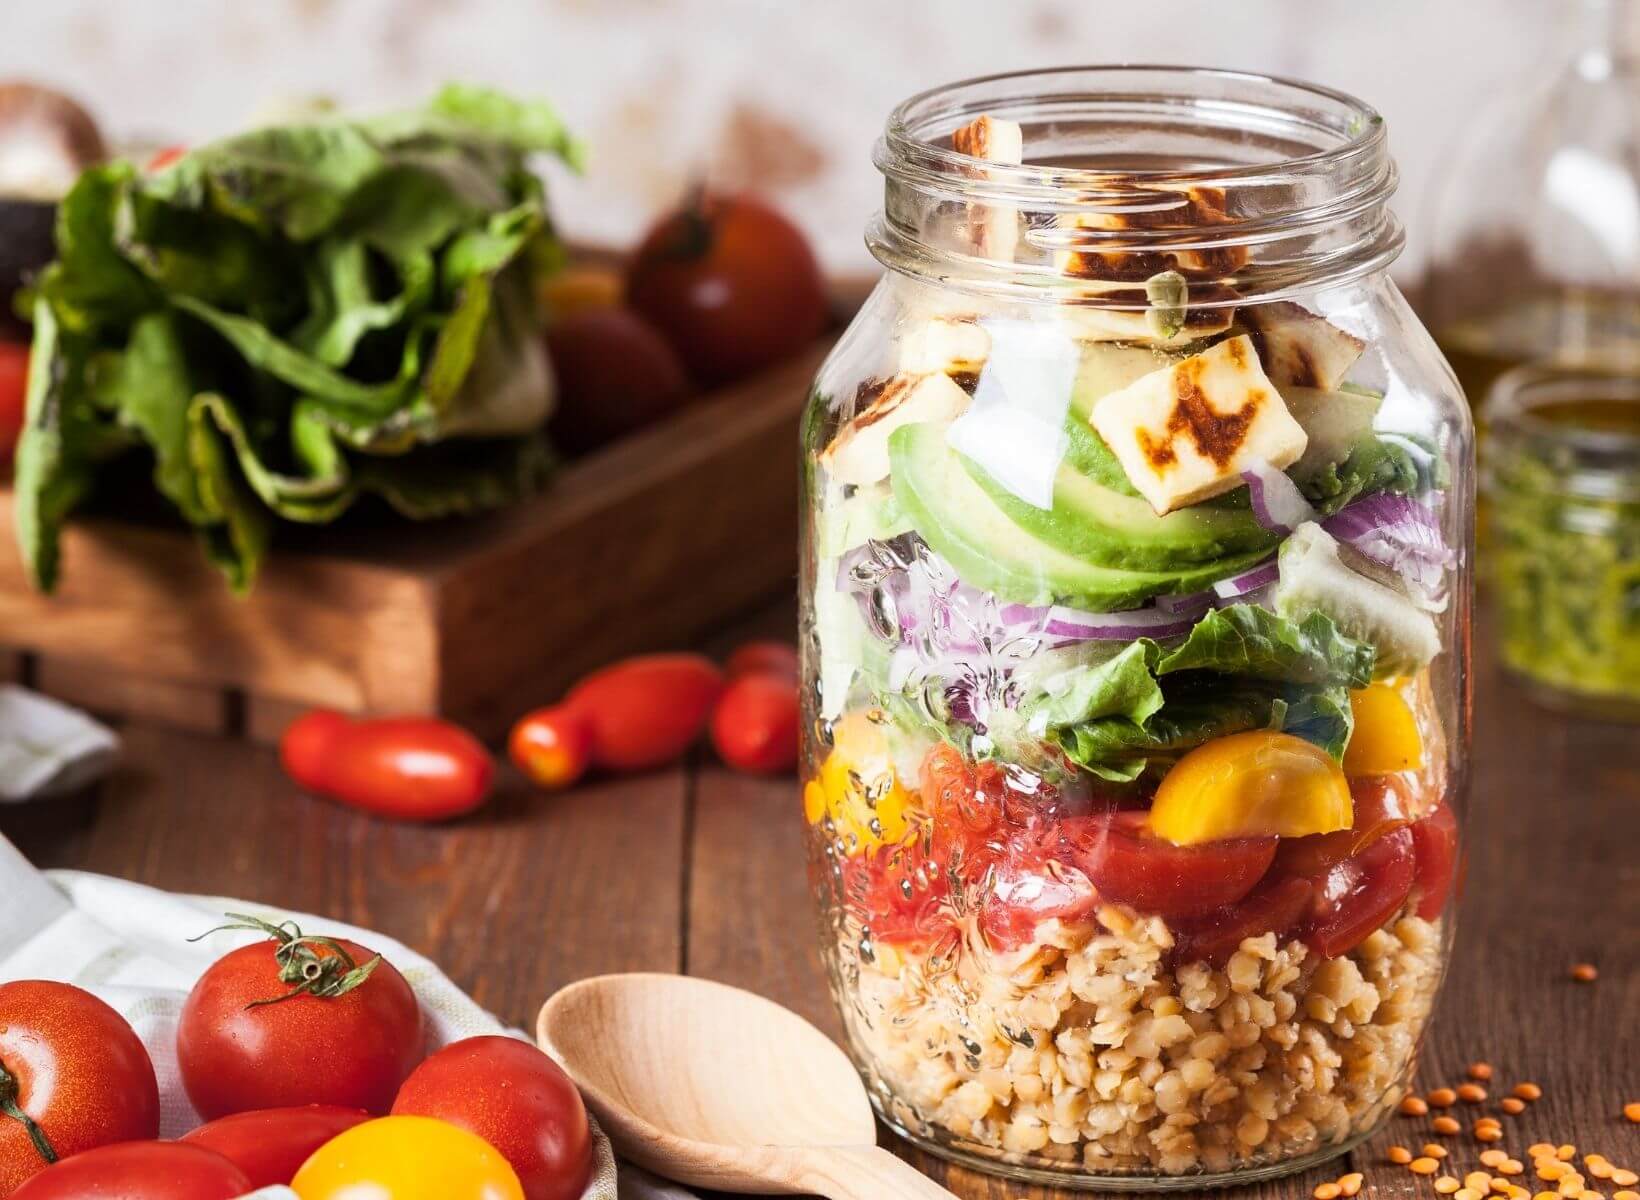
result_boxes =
[869,64,1403,304]
[883,65,1388,194]
[1488,363,1640,453]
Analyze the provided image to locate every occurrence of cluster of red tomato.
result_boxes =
[546,191,828,454]
[0,919,590,1200]
[280,641,801,821]
[844,745,1461,965]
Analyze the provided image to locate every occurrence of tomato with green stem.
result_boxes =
[626,191,827,386]
[177,914,423,1120]
[0,980,160,1196]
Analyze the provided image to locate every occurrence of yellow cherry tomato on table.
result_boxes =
[291,1116,524,1200]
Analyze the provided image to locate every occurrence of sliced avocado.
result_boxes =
[1062,342,1175,493]
[888,421,1274,610]
[966,453,1281,570]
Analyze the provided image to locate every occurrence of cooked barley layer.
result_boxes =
[843,905,1444,1176]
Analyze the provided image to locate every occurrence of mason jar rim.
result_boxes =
[868,64,1404,304]
[1488,362,1640,452]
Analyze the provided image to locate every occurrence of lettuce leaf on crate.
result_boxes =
[14,84,581,593]
[1028,604,1373,782]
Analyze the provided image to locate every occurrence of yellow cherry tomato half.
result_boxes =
[1149,730,1353,845]
[804,709,910,853]
[1343,682,1425,775]
[291,1115,524,1200]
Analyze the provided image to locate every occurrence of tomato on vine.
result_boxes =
[177,914,424,1119]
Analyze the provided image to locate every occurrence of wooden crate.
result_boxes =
[0,340,826,741]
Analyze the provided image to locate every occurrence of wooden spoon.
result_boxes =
[537,972,958,1199]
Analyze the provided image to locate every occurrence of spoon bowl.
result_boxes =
[538,973,956,1199]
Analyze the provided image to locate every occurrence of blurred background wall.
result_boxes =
[0,0,1559,280]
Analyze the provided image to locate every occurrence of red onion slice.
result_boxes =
[1211,560,1281,601]
[1044,604,1200,641]
[1242,462,1317,535]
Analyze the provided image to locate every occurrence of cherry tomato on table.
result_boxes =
[710,673,800,774]
[509,705,593,791]
[0,341,28,465]
[292,1115,524,1200]
[180,1105,369,1189]
[545,307,692,455]
[10,1142,250,1200]
[279,711,493,821]
[566,653,724,772]
[177,915,423,1120]
[392,1036,593,1200]
[0,980,160,1196]
[626,191,827,386]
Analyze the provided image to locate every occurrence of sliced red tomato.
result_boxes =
[10,1142,250,1200]
[1409,803,1461,921]
[1296,825,1417,958]
[1272,773,1414,881]
[1171,875,1315,967]
[844,836,953,948]
[1063,812,1277,919]
[977,850,1098,952]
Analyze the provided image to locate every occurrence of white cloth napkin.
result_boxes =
[0,684,121,801]
[0,833,623,1199]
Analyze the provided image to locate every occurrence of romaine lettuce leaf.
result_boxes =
[13,84,576,593]
[1032,604,1372,781]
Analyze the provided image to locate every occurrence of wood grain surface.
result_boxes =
[3,598,1635,1200]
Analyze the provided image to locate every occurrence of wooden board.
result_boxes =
[0,340,825,740]
[5,597,1635,1200]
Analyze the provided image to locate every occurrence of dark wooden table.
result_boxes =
[4,596,1636,1200]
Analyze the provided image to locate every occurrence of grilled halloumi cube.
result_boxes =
[1238,302,1366,390]
[1090,334,1308,514]
[821,372,972,487]
[1056,186,1249,282]
[897,316,991,381]
[950,114,1023,262]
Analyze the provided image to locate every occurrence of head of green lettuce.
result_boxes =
[12,83,584,593]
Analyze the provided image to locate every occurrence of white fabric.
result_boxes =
[0,684,120,801]
[0,834,623,1199]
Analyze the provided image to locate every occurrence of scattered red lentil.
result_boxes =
[1484,1152,1512,1168]
[1469,1062,1496,1081]
[1624,1102,1640,1123]
[1414,1157,1443,1175]
[1431,1088,1460,1107]
[1314,1184,1342,1200]
[1403,1095,1433,1116]
[1516,1083,1545,1102]
[1532,1145,1559,1158]
[1614,1172,1639,1189]
[1391,1146,1415,1164]
[1438,1177,1463,1194]
[1571,963,1599,982]
[1588,1160,1614,1180]
[1340,1173,1364,1197]
[1501,1160,1526,1176]
[1457,1191,1484,1200]
[1614,1191,1639,1200]
[1471,1172,1499,1190]
[1436,1116,1464,1135]
[1503,1097,1528,1115]
[1460,1083,1490,1103]
[1542,1163,1571,1181]
[1559,1146,1579,1162]
[1479,1127,1505,1143]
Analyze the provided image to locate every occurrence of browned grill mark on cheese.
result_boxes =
[1136,358,1263,472]
[952,117,999,159]
[1061,185,1250,282]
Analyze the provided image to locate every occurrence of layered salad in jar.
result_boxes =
[801,113,1463,1182]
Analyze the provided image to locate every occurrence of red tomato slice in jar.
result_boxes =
[1171,875,1315,967]
[1273,774,1415,880]
[1293,825,1417,958]
[843,837,954,949]
[1063,812,1277,920]
[976,825,1100,952]
[1409,802,1461,921]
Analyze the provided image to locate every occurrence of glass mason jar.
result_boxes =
[799,67,1473,1190]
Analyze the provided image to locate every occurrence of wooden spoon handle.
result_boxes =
[799,1145,961,1200]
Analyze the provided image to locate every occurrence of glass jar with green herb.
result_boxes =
[1485,365,1640,718]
